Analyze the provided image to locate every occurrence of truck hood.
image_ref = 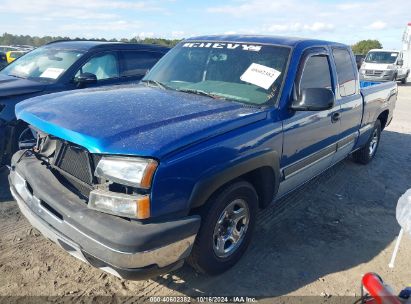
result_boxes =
[0,74,46,97]
[16,85,267,158]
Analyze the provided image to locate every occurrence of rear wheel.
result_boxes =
[401,73,408,84]
[187,180,258,275]
[352,120,381,164]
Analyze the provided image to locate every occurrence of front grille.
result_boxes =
[55,142,93,185]
[53,140,101,199]
[365,70,383,76]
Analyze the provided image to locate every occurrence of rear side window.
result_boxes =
[332,48,357,97]
[300,55,332,92]
[120,51,164,77]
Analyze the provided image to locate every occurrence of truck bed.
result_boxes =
[359,80,397,132]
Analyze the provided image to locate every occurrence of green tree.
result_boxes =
[0,33,180,47]
[352,40,383,55]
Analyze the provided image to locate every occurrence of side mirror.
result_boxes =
[397,59,404,66]
[291,88,335,111]
[74,72,97,87]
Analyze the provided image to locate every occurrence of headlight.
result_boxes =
[89,189,150,219]
[95,156,158,189]
[360,69,366,75]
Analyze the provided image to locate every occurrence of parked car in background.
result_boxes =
[360,49,409,83]
[10,35,397,279]
[355,54,365,69]
[0,52,7,69]
[6,50,27,64]
[11,45,35,52]
[0,40,169,165]
[0,45,20,53]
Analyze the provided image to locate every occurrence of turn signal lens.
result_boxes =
[88,189,150,219]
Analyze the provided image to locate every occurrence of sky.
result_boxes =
[0,0,410,49]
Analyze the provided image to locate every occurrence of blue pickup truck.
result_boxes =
[9,35,397,279]
[0,41,169,165]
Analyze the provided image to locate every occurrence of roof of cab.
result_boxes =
[185,35,347,48]
[43,40,170,52]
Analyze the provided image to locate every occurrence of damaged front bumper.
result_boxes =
[9,151,200,280]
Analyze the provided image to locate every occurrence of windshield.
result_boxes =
[143,41,290,105]
[365,51,398,64]
[0,47,85,82]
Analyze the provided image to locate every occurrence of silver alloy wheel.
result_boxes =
[212,199,250,258]
[18,128,37,150]
[369,128,379,156]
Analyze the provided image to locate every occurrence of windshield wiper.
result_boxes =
[8,74,25,79]
[175,88,224,99]
[141,79,171,90]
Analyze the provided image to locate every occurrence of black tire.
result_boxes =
[2,123,35,165]
[392,73,397,82]
[352,120,381,165]
[187,180,258,275]
[401,73,408,84]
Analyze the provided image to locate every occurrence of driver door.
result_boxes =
[277,47,341,198]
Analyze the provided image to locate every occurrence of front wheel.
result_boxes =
[392,73,397,81]
[352,120,381,164]
[187,180,258,275]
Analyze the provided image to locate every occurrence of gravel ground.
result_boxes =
[0,84,410,301]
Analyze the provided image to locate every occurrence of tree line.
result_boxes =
[0,32,384,55]
[0,33,181,47]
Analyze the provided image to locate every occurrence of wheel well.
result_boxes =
[377,110,389,130]
[241,167,276,208]
[192,166,276,211]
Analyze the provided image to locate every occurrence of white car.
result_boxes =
[360,49,409,83]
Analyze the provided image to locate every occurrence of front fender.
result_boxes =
[188,150,281,209]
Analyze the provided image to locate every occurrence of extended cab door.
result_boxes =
[330,47,363,163]
[277,47,341,198]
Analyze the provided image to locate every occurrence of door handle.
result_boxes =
[331,112,341,123]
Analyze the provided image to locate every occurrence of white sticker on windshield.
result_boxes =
[391,53,398,57]
[240,63,281,90]
[40,68,65,79]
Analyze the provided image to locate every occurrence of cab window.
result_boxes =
[119,51,164,77]
[332,48,356,97]
[300,55,332,93]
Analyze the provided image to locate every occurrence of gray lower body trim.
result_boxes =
[277,133,357,198]
[283,133,357,180]
[283,145,335,180]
